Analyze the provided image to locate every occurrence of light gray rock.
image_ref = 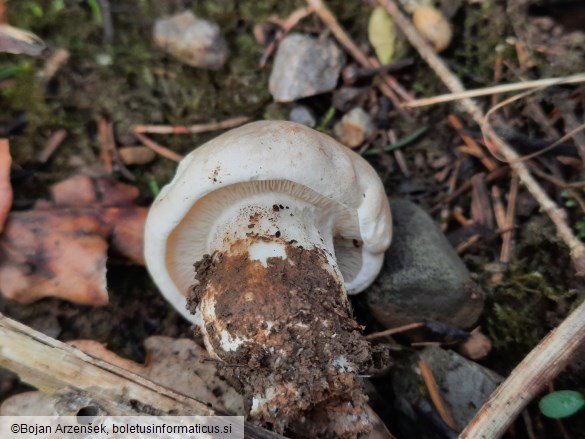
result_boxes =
[289,105,316,128]
[269,34,346,102]
[366,199,484,328]
[153,11,228,69]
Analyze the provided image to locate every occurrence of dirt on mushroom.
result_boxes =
[188,235,386,438]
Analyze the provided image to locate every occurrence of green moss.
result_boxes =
[482,216,579,366]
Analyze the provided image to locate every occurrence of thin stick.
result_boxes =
[449,114,497,171]
[500,174,518,264]
[134,132,183,162]
[401,73,585,108]
[459,298,585,438]
[38,128,67,163]
[133,116,251,135]
[364,321,425,340]
[429,166,510,214]
[376,0,585,276]
[419,355,459,431]
[0,313,287,439]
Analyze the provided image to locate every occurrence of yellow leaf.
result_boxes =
[368,6,395,65]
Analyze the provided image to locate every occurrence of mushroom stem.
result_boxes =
[186,194,375,436]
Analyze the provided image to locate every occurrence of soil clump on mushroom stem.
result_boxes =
[187,235,382,438]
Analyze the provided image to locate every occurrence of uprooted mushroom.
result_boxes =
[144,121,393,438]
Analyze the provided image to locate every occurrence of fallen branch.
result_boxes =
[377,0,585,276]
[0,313,286,439]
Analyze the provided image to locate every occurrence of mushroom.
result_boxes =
[144,121,392,437]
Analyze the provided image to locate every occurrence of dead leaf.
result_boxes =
[368,7,395,65]
[0,175,147,304]
[1,337,244,416]
[0,139,11,233]
[0,210,109,305]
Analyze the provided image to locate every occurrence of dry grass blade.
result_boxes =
[402,73,585,108]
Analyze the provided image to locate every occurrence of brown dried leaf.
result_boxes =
[0,210,109,305]
[0,175,146,304]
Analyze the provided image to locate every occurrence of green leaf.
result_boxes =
[368,7,395,65]
[539,390,585,419]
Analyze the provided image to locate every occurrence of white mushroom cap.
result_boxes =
[144,120,392,322]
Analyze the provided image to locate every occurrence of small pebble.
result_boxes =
[289,106,316,128]
[118,146,156,166]
[153,11,228,69]
[457,329,492,360]
[412,6,452,52]
[333,107,376,148]
[269,33,346,102]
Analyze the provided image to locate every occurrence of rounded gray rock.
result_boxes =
[269,33,346,102]
[366,199,484,328]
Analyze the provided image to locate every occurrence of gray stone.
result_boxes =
[153,11,228,70]
[289,105,316,128]
[392,347,502,432]
[366,199,484,328]
[269,34,346,102]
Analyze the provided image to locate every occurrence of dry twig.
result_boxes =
[0,313,286,439]
[133,116,251,135]
[418,356,459,431]
[133,132,183,163]
[402,73,585,108]
[38,129,67,164]
[500,174,519,264]
[364,322,425,341]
